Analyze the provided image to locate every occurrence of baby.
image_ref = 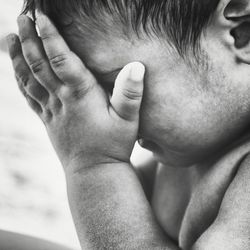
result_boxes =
[6,0,250,249]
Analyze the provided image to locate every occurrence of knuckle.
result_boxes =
[29,59,45,74]
[19,34,30,44]
[7,35,21,60]
[43,108,53,122]
[122,88,142,101]
[13,56,25,72]
[71,86,89,100]
[9,50,18,61]
[49,54,68,69]
[26,96,42,114]
[16,73,29,87]
[60,83,93,102]
[51,98,63,112]
[40,31,56,42]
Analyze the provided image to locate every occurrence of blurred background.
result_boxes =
[0,1,81,249]
[0,1,152,249]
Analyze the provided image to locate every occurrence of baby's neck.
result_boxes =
[194,129,250,175]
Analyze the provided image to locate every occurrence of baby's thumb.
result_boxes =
[110,62,145,121]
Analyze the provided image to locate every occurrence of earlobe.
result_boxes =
[224,0,250,63]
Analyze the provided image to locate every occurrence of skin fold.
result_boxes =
[6,0,250,248]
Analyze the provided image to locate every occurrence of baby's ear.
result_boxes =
[223,0,250,63]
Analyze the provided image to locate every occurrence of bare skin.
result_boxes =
[6,8,250,250]
[152,138,250,249]
[7,13,176,250]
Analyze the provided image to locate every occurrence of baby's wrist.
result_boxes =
[62,151,131,175]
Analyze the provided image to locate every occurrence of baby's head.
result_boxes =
[23,0,250,166]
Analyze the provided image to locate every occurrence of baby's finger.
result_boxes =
[36,12,96,90]
[17,15,61,93]
[7,33,47,110]
[110,62,145,121]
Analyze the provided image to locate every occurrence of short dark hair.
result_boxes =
[22,0,219,56]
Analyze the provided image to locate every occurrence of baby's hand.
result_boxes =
[7,13,145,172]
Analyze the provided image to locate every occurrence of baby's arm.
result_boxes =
[67,161,175,249]
[7,13,178,250]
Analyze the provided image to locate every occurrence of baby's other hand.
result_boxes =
[7,13,145,172]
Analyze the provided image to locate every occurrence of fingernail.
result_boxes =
[35,9,42,20]
[129,62,145,82]
[6,34,15,45]
[35,9,46,27]
[6,34,17,53]
[17,15,26,27]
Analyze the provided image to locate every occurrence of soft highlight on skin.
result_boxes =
[22,0,220,56]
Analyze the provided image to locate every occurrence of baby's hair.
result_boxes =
[22,0,219,56]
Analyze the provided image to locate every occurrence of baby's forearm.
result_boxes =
[66,162,179,250]
[8,12,177,249]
